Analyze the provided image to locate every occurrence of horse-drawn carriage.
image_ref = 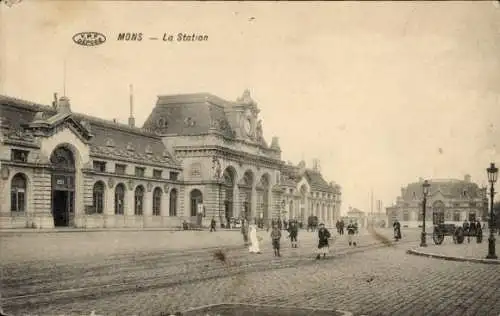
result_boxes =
[431,212,483,245]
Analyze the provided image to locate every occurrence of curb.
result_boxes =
[180,303,344,315]
[406,248,500,265]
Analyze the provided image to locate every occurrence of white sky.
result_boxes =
[1,1,499,215]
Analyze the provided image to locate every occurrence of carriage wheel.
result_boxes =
[433,229,444,245]
[455,227,465,244]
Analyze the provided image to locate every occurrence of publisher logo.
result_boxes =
[72,32,106,47]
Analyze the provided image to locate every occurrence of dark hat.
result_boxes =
[319,223,325,226]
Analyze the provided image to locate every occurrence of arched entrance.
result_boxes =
[222,167,236,227]
[50,146,76,227]
[190,189,203,225]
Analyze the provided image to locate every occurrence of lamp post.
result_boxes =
[420,180,430,247]
[486,163,498,259]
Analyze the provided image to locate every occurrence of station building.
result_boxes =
[0,90,341,229]
[386,176,488,228]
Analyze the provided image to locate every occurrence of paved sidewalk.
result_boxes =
[407,233,500,264]
[0,227,400,265]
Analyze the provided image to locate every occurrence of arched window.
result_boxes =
[134,186,144,215]
[115,183,125,215]
[190,189,203,216]
[11,173,27,212]
[169,189,178,216]
[153,187,162,216]
[50,147,75,170]
[93,181,105,214]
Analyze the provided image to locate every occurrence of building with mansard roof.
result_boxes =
[386,176,488,228]
[0,90,341,229]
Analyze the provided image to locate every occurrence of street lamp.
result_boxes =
[420,180,431,247]
[486,163,498,259]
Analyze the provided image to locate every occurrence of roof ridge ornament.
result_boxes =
[236,89,256,107]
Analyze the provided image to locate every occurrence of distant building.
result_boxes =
[0,90,341,229]
[386,176,488,228]
[343,207,366,228]
[280,160,342,227]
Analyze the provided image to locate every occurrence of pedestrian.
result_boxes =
[340,220,345,235]
[210,217,216,232]
[315,223,331,259]
[393,219,401,241]
[241,218,249,245]
[271,224,282,257]
[463,219,470,244]
[248,222,261,254]
[288,220,299,248]
[347,220,357,246]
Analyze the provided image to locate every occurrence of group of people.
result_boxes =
[244,219,361,260]
[462,219,482,243]
[248,220,300,256]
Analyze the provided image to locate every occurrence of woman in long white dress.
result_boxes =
[248,223,261,254]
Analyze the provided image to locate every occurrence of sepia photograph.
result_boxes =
[0,1,499,315]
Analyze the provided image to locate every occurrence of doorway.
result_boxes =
[53,190,69,227]
[50,146,76,228]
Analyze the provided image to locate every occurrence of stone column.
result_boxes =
[161,186,170,227]
[32,168,53,229]
[105,181,115,228]
[143,189,153,228]
[251,186,257,220]
[233,184,239,219]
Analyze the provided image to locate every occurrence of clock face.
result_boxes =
[244,118,252,135]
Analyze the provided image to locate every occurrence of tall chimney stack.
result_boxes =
[128,84,135,128]
[52,93,59,109]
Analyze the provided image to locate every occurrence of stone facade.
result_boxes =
[386,176,488,228]
[0,90,341,229]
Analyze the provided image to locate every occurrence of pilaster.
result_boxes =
[32,168,53,228]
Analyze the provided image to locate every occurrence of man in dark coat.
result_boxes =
[241,218,249,245]
[463,220,470,244]
[288,221,299,248]
[393,219,401,241]
[210,217,216,232]
[316,223,331,259]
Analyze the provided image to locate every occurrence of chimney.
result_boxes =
[298,160,306,173]
[312,158,321,172]
[128,84,135,128]
[52,93,59,109]
[270,136,280,150]
[57,96,71,113]
[464,174,471,183]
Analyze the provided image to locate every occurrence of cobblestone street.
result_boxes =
[2,228,499,316]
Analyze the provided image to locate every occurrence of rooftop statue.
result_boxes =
[236,89,256,106]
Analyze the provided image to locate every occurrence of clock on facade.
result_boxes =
[244,118,252,135]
